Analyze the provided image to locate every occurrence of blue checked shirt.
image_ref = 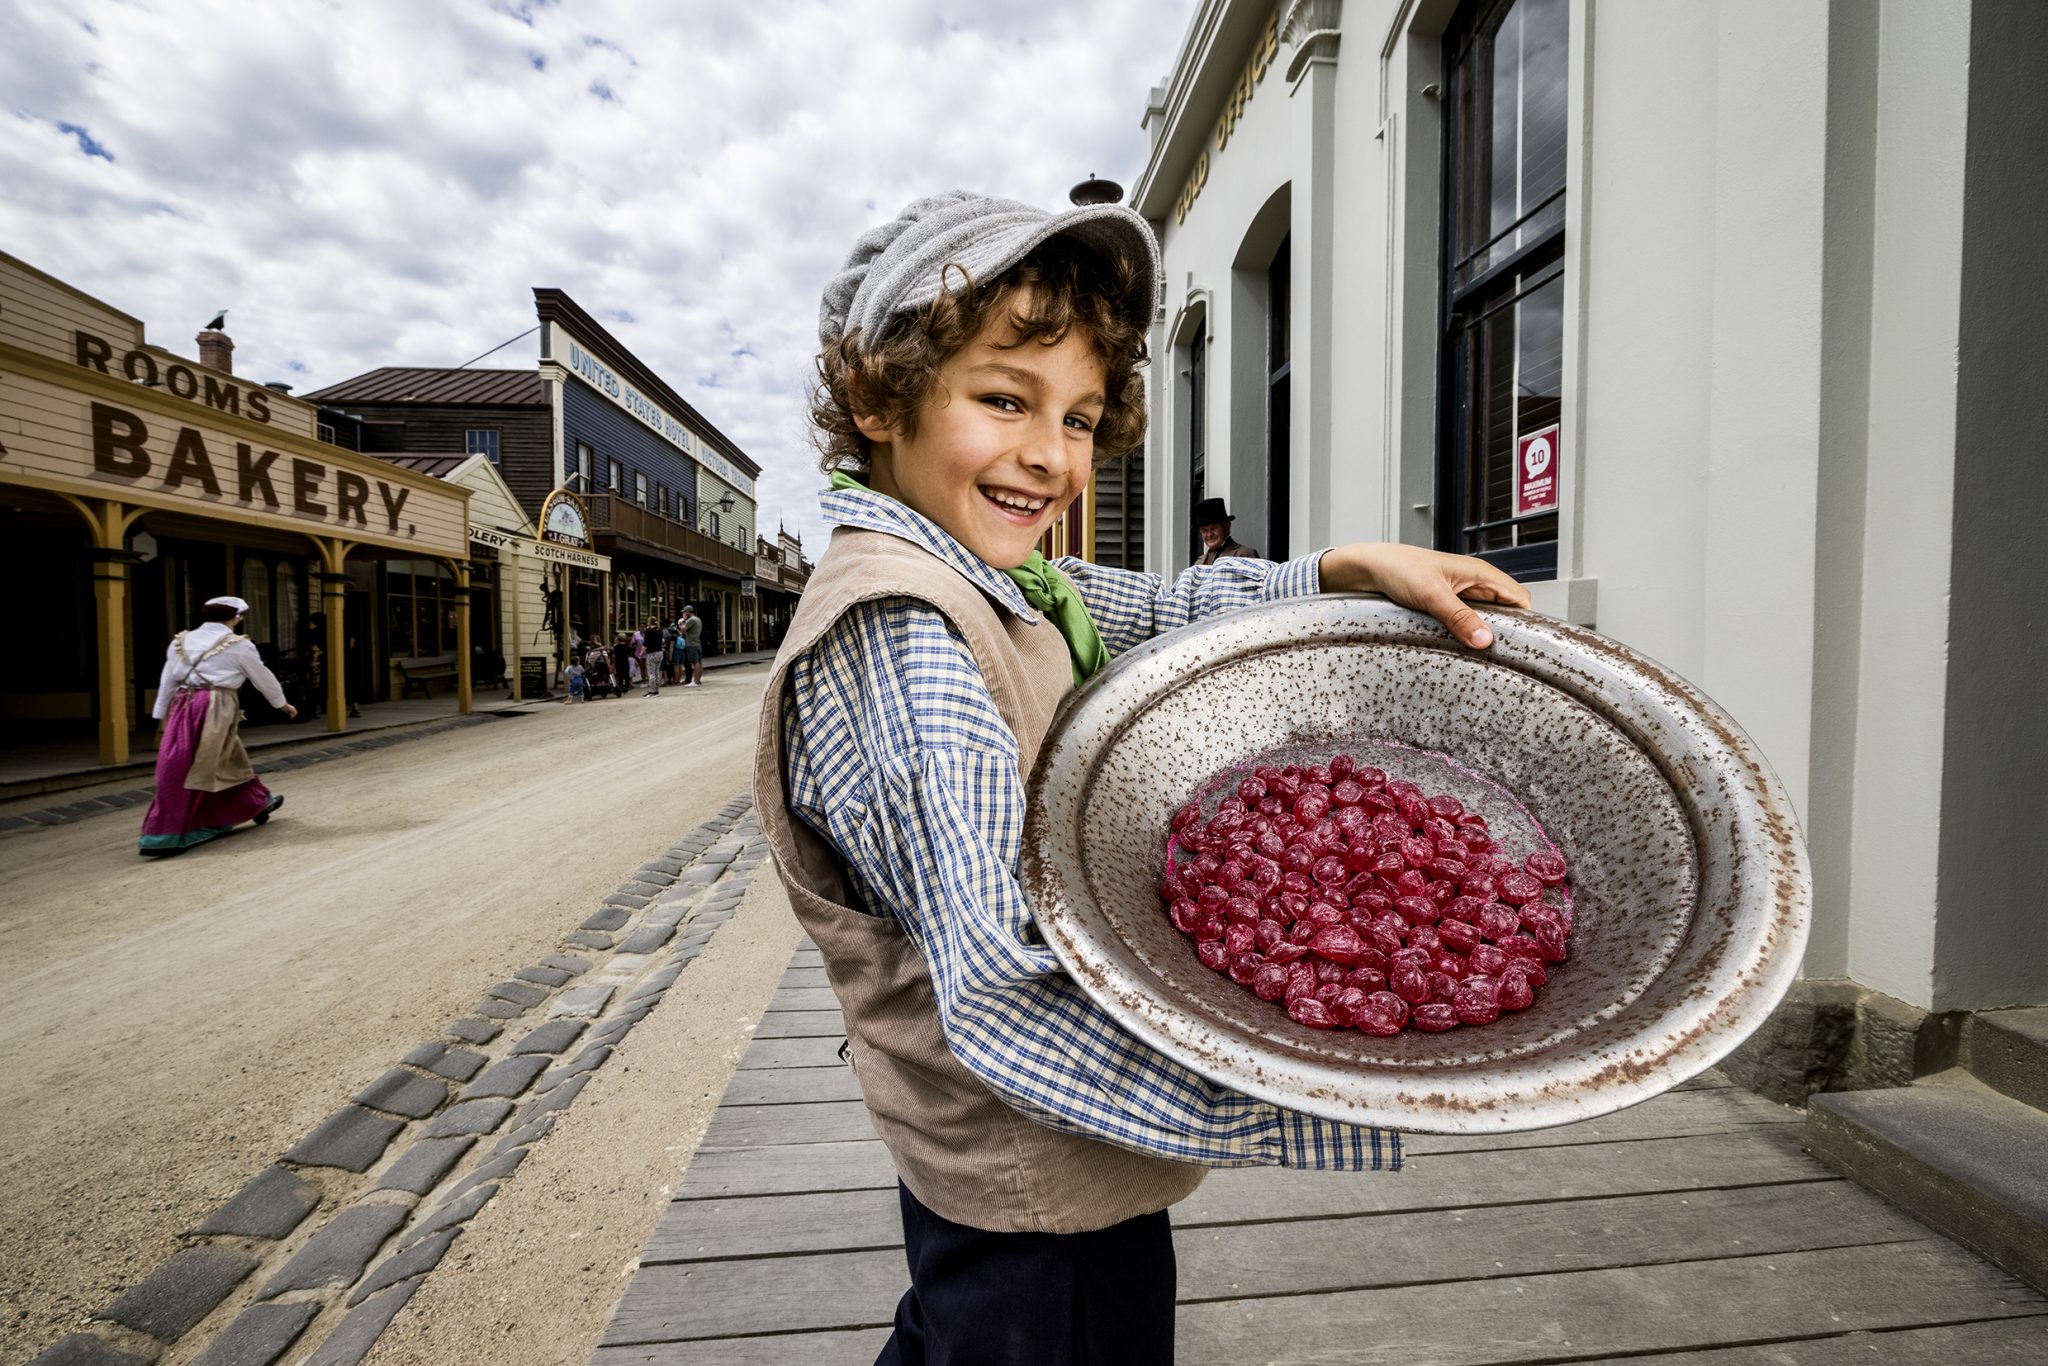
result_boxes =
[781,484,1399,1172]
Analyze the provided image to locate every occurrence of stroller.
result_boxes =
[583,648,615,700]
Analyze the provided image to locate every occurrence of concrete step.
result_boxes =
[1808,1069,2048,1294]
[1967,1006,2048,1111]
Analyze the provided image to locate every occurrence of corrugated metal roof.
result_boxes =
[302,367,544,407]
[368,452,469,478]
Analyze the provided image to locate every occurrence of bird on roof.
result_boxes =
[205,310,227,331]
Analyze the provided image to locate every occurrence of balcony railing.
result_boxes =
[585,493,755,577]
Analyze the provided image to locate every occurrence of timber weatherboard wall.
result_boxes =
[561,379,699,528]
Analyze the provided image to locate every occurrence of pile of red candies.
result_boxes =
[1159,754,1572,1034]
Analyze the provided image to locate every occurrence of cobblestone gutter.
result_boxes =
[25,794,767,1366]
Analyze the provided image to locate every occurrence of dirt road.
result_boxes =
[0,665,789,1363]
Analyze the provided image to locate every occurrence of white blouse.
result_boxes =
[152,622,289,719]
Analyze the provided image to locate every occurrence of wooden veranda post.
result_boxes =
[311,537,354,733]
[61,496,147,767]
[451,560,473,715]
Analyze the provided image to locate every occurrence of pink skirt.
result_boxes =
[138,690,276,855]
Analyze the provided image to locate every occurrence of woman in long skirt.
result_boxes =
[139,595,297,856]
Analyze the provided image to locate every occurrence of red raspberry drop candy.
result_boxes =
[1293,790,1330,824]
[1427,794,1465,820]
[1266,940,1309,964]
[1410,1003,1459,1032]
[1254,919,1285,951]
[1286,962,1318,1001]
[1331,778,1366,807]
[1238,777,1269,803]
[1354,1006,1402,1037]
[1453,978,1501,1026]
[1430,858,1469,884]
[1401,836,1437,868]
[1288,997,1336,1029]
[1408,925,1443,954]
[1223,922,1256,956]
[1477,905,1522,941]
[1228,953,1262,986]
[1330,754,1355,778]
[1194,913,1226,942]
[1461,873,1498,901]
[1346,967,1389,994]
[1197,885,1229,912]
[1196,940,1230,971]
[1438,919,1481,954]
[1536,925,1570,963]
[1169,899,1200,933]
[1367,990,1411,1026]
[1312,855,1348,886]
[1499,871,1543,905]
[1251,962,1290,1000]
[1498,972,1534,1011]
[1171,803,1201,832]
[1395,895,1440,927]
[1391,965,1430,1004]
[1504,955,1547,986]
[1225,895,1260,924]
[1304,763,1333,786]
[1428,971,1459,1004]
[1524,849,1569,885]
[1313,959,1348,987]
[1308,924,1371,965]
[1470,943,1510,976]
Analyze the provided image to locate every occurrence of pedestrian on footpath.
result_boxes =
[139,595,296,856]
[567,657,587,701]
[642,617,667,696]
[612,632,635,698]
[584,643,613,700]
[756,191,1528,1365]
[679,604,704,686]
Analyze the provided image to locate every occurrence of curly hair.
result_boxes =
[811,235,1150,473]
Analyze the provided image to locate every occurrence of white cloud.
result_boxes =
[0,0,1199,552]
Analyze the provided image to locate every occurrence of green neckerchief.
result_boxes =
[829,470,1108,687]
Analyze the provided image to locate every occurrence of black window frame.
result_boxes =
[464,428,501,464]
[1187,328,1207,564]
[1267,234,1292,563]
[1434,0,1567,582]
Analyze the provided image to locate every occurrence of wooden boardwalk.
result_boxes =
[595,946,2048,1364]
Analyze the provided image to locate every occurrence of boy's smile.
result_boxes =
[858,308,1106,570]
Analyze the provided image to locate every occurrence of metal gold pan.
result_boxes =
[1020,595,1811,1134]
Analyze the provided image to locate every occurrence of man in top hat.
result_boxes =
[1195,496,1260,565]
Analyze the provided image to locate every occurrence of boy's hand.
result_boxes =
[1318,543,1533,649]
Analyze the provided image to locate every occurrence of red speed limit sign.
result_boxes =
[1514,424,1560,517]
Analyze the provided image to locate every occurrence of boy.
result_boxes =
[566,656,586,702]
[754,191,1530,1365]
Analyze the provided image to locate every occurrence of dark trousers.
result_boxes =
[875,1181,1177,1366]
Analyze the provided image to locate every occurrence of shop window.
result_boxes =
[1267,234,1291,562]
[1186,329,1207,563]
[276,562,300,653]
[576,441,594,491]
[387,559,455,658]
[1437,0,1566,580]
[635,471,648,506]
[239,558,273,645]
[465,429,501,464]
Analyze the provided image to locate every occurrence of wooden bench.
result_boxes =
[397,655,457,699]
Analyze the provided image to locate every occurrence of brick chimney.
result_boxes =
[197,328,233,374]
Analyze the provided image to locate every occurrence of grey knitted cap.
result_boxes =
[818,190,1161,352]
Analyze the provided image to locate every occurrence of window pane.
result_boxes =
[1457,262,1563,552]
[277,562,300,652]
[388,585,413,655]
[1455,0,1569,274]
[417,599,438,657]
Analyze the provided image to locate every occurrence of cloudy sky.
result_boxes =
[0,0,1198,551]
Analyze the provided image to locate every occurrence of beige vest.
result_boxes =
[753,527,1206,1233]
